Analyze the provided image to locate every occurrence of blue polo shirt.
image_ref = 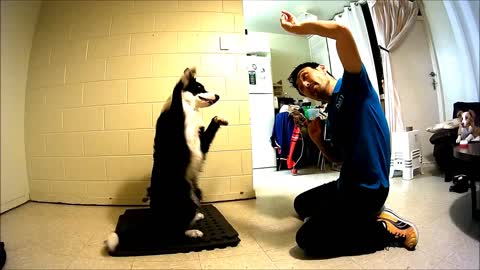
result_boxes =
[326,64,390,190]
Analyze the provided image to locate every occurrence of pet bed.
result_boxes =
[109,204,240,256]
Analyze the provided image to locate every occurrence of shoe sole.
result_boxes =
[380,208,420,249]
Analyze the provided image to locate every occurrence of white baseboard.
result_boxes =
[1,194,29,214]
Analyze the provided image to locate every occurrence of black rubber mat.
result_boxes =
[109,204,240,256]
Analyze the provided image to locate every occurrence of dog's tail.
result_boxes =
[105,232,119,253]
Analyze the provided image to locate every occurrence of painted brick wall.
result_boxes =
[25,0,254,205]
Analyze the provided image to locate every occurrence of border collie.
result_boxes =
[106,67,228,252]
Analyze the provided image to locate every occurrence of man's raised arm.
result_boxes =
[280,10,361,73]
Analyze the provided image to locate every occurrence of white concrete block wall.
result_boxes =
[25,0,254,205]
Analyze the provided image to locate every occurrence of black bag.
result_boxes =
[449,175,469,193]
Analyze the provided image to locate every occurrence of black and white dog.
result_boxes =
[106,67,227,252]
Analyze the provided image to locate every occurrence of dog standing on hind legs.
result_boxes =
[106,67,228,253]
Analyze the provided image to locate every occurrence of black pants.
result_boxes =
[294,180,389,256]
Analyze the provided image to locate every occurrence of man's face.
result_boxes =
[296,64,330,102]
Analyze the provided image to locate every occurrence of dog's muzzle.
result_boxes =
[200,94,219,105]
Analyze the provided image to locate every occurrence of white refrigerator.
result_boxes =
[246,55,277,169]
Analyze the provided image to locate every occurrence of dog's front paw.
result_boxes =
[456,137,461,144]
[185,229,204,238]
[104,232,119,253]
[194,212,204,222]
[190,212,205,226]
[214,116,228,126]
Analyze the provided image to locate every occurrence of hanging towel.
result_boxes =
[271,112,295,159]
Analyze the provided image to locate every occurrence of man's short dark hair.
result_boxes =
[288,62,335,95]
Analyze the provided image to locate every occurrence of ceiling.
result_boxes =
[243,0,352,35]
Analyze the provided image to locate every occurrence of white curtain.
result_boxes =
[327,2,380,97]
[368,0,419,133]
[443,0,480,101]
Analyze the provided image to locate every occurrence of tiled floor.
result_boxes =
[1,166,479,269]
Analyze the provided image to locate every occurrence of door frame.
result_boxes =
[417,3,446,122]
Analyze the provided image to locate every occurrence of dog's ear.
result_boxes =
[181,67,197,87]
[468,110,476,120]
[457,110,464,118]
[188,66,197,78]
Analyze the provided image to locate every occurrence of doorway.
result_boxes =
[390,18,443,164]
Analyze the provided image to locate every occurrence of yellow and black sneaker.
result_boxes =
[377,208,419,250]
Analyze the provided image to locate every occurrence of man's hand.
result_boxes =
[307,117,324,144]
[290,110,308,128]
[279,10,361,73]
[308,118,342,164]
[280,11,307,35]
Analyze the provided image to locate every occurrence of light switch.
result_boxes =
[219,35,232,50]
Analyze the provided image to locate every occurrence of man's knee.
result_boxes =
[295,225,308,250]
[296,227,337,256]
[293,194,307,218]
